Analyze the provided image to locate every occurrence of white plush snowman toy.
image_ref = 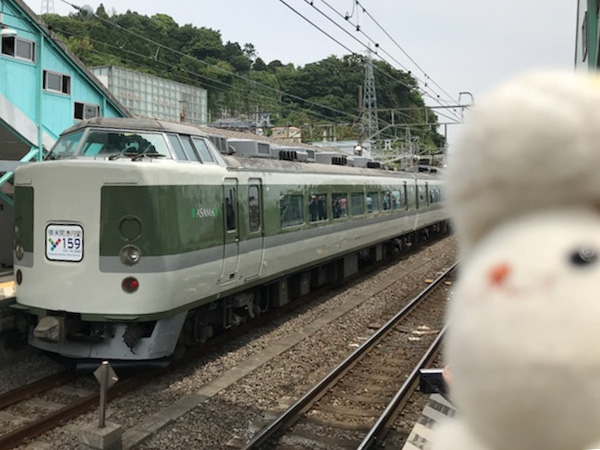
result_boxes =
[446,71,600,257]
[433,71,600,450]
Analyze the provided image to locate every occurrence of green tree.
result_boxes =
[40,9,445,148]
[253,57,267,72]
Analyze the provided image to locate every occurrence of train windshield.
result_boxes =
[45,131,84,159]
[47,129,172,160]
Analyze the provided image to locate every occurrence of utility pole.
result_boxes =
[356,85,364,155]
[362,46,378,156]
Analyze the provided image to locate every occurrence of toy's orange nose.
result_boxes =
[489,263,510,285]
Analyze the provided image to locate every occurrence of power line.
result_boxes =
[302,0,456,111]
[280,0,356,55]
[56,0,450,142]
[56,0,363,123]
[355,0,457,103]
[282,0,462,123]
[52,27,356,125]
[370,65,460,123]
[317,0,459,109]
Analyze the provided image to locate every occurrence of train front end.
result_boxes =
[12,122,189,365]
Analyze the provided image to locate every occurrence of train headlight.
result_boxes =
[122,277,139,293]
[120,245,141,266]
[15,244,24,261]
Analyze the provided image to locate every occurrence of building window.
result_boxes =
[1,36,35,62]
[74,102,100,120]
[43,70,71,95]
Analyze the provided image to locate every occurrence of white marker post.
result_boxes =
[93,361,119,428]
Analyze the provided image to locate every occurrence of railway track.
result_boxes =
[0,240,451,449]
[240,263,456,450]
[0,369,156,449]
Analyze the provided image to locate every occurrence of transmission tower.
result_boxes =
[362,47,378,154]
[41,0,55,14]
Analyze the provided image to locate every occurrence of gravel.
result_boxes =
[10,235,456,449]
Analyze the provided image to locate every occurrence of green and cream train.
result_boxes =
[11,118,446,365]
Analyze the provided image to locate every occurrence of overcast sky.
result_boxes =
[37,0,577,146]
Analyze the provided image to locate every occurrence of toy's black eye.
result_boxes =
[570,248,598,266]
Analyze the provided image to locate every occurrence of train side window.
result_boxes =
[350,192,365,216]
[167,134,188,161]
[309,193,328,222]
[407,185,417,209]
[225,187,236,231]
[366,192,379,213]
[280,194,304,228]
[429,189,436,203]
[400,186,408,208]
[192,137,216,163]
[391,189,402,210]
[418,186,426,204]
[248,185,261,232]
[179,135,200,162]
[332,193,348,219]
[382,192,392,211]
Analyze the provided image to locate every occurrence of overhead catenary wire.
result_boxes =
[275,1,451,130]
[318,0,457,107]
[52,27,359,125]
[55,0,449,142]
[354,0,457,104]
[282,0,462,123]
[56,0,368,124]
[314,0,462,120]
[299,0,436,109]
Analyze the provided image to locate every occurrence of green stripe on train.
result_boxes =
[100,182,424,257]
[100,185,223,256]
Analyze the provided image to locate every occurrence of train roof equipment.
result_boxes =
[55,118,416,175]
[226,139,272,158]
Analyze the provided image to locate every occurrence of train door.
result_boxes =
[220,178,240,283]
[240,179,264,280]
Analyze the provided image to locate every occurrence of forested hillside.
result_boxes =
[42,5,445,150]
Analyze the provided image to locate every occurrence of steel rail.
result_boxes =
[240,262,457,450]
[357,323,447,450]
[0,370,77,409]
[0,244,435,449]
[0,371,154,449]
